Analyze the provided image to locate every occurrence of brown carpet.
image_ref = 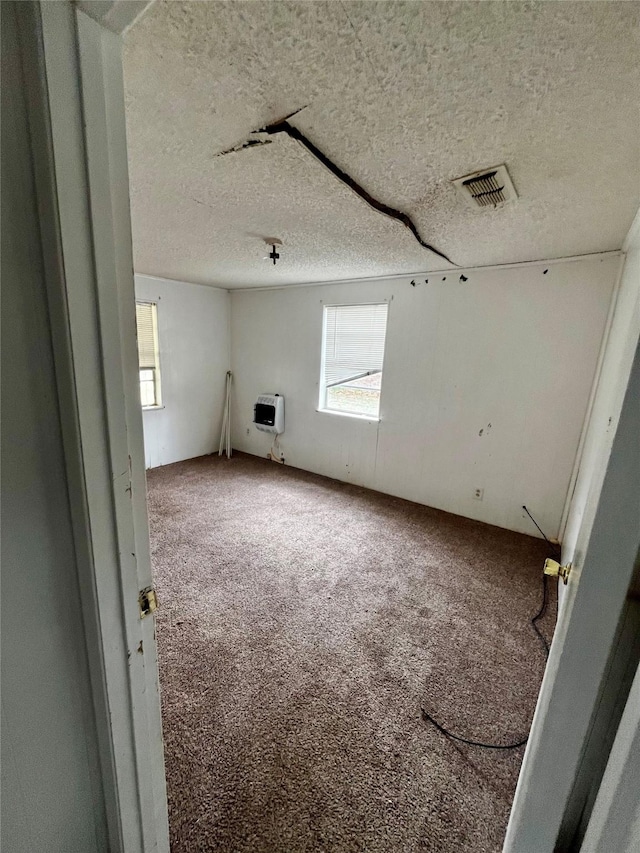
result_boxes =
[147,453,556,853]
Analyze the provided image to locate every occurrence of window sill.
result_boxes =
[142,405,165,412]
[316,408,380,422]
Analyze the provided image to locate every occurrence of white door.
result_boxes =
[504,333,640,851]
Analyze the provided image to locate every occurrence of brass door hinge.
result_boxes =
[138,586,158,618]
[544,558,572,585]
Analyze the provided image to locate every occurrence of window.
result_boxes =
[135,302,161,408]
[319,302,389,418]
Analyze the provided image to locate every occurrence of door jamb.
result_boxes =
[25,2,168,850]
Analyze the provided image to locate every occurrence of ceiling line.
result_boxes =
[224,251,622,294]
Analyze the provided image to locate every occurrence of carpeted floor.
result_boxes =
[147,453,556,853]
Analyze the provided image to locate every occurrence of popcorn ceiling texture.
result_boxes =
[123,1,640,287]
[147,454,556,852]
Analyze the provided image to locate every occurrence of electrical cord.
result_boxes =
[420,709,530,750]
[268,434,285,464]
[522,505,562,560]
[531,573,550,656]
[421,505,556,750]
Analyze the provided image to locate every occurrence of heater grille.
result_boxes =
[452,164,517,209]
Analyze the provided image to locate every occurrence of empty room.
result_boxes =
[5,2,637,853]
[121,2,639,850]
[117,3,640,850]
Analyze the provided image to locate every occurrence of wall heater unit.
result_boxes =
[254,394,285,434]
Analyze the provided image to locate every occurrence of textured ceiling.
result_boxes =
[123,1,640,288]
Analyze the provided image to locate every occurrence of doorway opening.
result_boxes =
[29,2,639,852]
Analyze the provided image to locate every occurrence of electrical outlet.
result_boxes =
[246,428,250,435]
[473,488,484,501]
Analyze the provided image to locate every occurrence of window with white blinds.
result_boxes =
[320,302,388,418]
[135,302,161,408]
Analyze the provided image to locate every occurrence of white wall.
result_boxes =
[230,255,619,537]
[135,275,230,468]
[562,210,640,566]
[1,5,105,849]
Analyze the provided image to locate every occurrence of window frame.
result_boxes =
[318,301,389,421]
[135,300,162,410]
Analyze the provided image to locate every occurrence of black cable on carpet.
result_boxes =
[421,506,556,750]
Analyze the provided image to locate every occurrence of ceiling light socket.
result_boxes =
[262,238,282,266]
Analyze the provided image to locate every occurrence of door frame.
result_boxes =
[503,340,640,852]
[20,2,168,850]
[26,2,640,851]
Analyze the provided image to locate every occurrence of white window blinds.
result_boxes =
[322,303,389,387]
[136,302,157,370]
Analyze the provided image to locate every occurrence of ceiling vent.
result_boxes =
[452,164,517,209]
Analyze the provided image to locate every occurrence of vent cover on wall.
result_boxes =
[452,164,517,209]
